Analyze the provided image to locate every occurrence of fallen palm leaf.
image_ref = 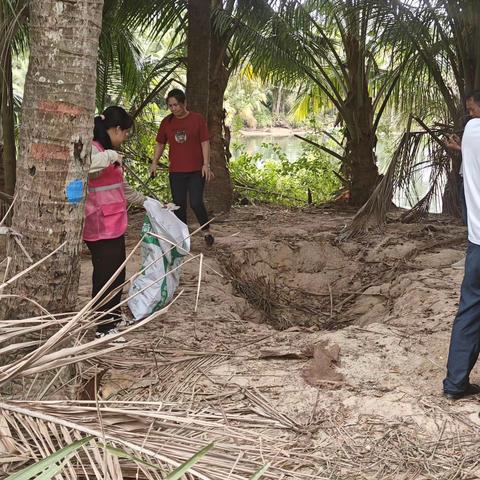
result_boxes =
[0,401,318,479]
[165,443,214,480]
[6,436,93,480]
[340,116,452,239]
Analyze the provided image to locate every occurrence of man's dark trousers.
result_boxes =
[444,241,480,394]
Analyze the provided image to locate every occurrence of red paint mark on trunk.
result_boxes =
[38,100,86,116]
[31,143,70,161]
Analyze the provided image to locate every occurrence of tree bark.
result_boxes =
[343,77,379,206]
[1,43,17,196]
[0,3,8,196]
[442,167,462,217]
[0,82,4,194]
[343,16,380,207]
[1,0,104,318]
[186,0,211,117]
[345,129,379,207]
[204,23,233,214]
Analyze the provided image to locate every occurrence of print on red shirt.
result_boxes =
[175,130,187,143]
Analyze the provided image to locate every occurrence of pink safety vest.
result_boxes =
[83,141,128,241]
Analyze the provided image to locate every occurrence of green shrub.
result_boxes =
[230,141,341,206]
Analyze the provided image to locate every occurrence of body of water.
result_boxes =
[232,134,304,162]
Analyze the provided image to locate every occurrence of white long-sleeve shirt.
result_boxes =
[90,144,145,207]
[462,118,480,244]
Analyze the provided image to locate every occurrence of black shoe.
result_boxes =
[204,233,214,246]
[443,383,480,400]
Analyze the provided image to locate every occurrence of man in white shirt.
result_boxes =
[443,91,480,399]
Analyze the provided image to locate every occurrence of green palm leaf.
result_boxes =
[249,463,270,479]
[6,436,94,480]
[165,442,214,480]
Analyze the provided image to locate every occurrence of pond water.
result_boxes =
[232,134,304,162]
[232,133,439,212]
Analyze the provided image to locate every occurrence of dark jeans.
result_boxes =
[85,235,126,333]
[443,241,480,393]
[169,171,209,230]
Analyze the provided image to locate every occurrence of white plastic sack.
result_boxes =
[128,197,190,320]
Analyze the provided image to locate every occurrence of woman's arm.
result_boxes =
[90,145,122,174]
[150,142,166,177]
[201,140,214,182]
[123,182,146,207]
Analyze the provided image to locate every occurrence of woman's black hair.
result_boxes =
[166,88,186,104]
[165,89,186,122]
[93,106,133,149]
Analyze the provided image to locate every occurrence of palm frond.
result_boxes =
[0,400,316,479]
[339,116,453,239]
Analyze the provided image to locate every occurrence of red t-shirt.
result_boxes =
[155,111,209,172]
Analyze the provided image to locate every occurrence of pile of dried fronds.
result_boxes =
[0,398,320,479]
[224,260,329,331]
[4,394,480,479]
[340,116,457,240]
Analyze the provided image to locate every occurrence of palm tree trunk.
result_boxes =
[2,0,104,318]
[343,17,379,207]
[345,126,379,207]
[0,85,4,195]
[186,0,211,116]
[205,26,233,214]
[1,42,16,196]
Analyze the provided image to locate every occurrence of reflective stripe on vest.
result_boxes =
[88,182,123,193]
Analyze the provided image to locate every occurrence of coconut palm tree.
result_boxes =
[2,0,104,318]
[205,0,292,213]
[215,0,410,206]
[96,0,185,112]
[342,0,480,236]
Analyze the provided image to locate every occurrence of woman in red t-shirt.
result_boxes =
[150,89,214,246]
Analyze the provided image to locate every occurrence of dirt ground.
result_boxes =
[77,204,480,479]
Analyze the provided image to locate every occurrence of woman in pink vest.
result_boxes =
[84,106,145,340]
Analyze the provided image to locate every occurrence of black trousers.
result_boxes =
[169,171,209,230]
[85,235,126,333]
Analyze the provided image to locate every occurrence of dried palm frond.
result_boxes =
[0,209,213,391]
[0,400,319,479]
[339,116,454,239]
[77,343,229,402]
[0,290,181,389]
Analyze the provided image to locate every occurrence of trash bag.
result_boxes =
[128,197,190,320]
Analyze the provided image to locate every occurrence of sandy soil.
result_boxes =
[77,204,480,479]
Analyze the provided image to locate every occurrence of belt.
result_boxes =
[88,182,123,193]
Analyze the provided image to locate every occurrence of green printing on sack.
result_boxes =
[141,213,188,314]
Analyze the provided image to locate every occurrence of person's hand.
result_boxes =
[149,162,158,178]
[111,152,123,167]
[164,202,179,211]
[444,134,461,152]
[202,164,214,182]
